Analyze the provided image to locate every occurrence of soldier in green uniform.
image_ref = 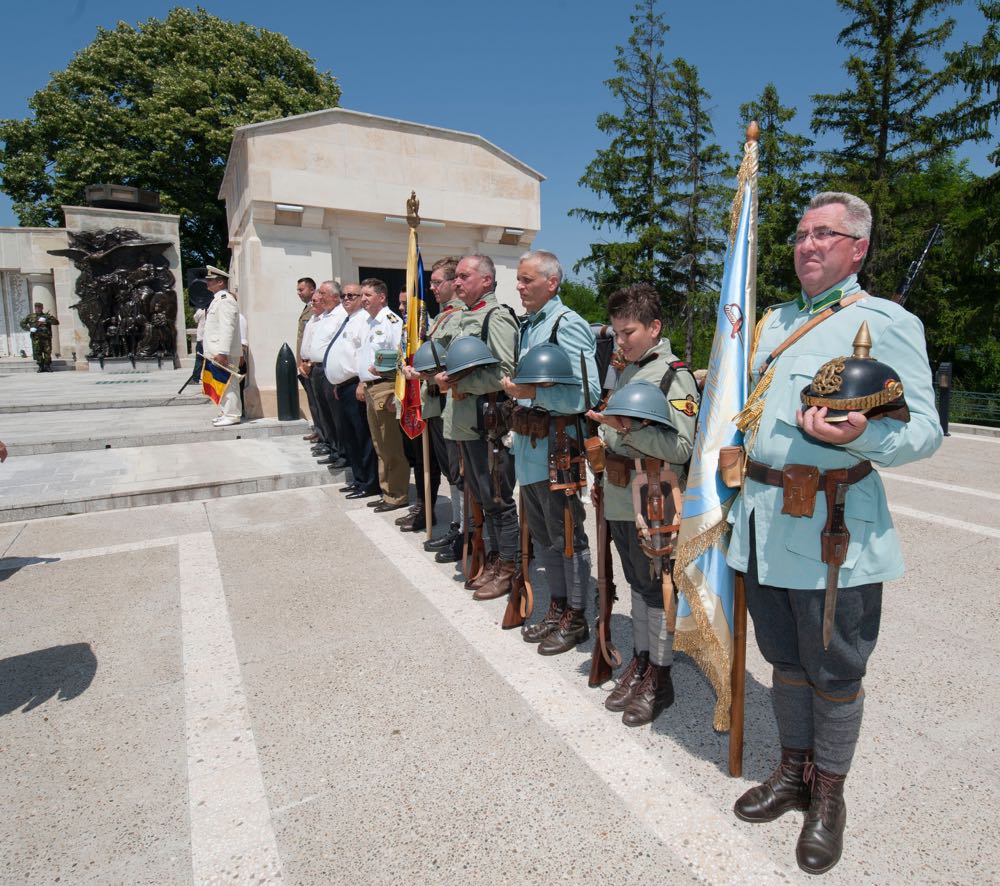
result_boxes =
[588,283,699,726]
[21,302,59,372]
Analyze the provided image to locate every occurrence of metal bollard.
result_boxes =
[936,361,952,436]
[276,343,300,421]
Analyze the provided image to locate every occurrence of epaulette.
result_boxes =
[636,350,661,367]
[388,315,400,324]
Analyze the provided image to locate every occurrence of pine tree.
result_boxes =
[570,0,681,298]
[811,0,990,289]
[739,84,815,307]
[662,59,729,362]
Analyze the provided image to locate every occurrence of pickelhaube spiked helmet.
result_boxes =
[445,336,498,375]
[800,321,909,422]
[412,340,447,374]
[603,380,675,427]
[512,342,576,385]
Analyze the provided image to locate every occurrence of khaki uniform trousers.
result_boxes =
[364,380,409,506]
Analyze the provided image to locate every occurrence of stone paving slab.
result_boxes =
[2,405,308,455]
[0,437,336,523]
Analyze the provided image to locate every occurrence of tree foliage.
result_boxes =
[0,7,340,269]
[570,0,681,297]
[739,84,815,307]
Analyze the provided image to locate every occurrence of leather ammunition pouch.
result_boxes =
[476,392,512,440]
[604,451,632,488]
[583,435,605,475]
[511,405,551,448]
[745,458,873,522]
[718,445,745,489]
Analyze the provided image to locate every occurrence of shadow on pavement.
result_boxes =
[0,643,98,714]
[0,556,61,580]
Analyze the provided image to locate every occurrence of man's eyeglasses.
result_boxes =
[429,278,453,289]
[342,293,361,300]
[789,227,862,245]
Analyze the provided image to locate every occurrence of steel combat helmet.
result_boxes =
[445,335,498,376]
[412,340,447,375]
[800,321,909,422]
[512,342,577,385]
[603,380,674,427]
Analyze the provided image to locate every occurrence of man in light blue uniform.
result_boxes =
[728,192,942,875]
[502,251,600,654]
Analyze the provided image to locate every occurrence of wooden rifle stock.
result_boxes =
[588,485,620,687]
[460,453,486,584]
[502,489,534,629]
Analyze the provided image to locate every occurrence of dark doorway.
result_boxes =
[359,266,437,319]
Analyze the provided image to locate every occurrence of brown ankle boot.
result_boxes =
[466,551,499,591]
[734,747,813,823]
[796,766,846,874]
[472,557,517,600]
[605,651,648,712]
[622,664,673,726]
[522,599,566,643]
[537,607,588,655]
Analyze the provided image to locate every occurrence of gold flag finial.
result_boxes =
[852,321,873,359]
[406,190,420,229]
[746,121,760,143]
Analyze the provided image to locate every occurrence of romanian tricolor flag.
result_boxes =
[201,356,235,405]
[672,125,758,732]
[396,219,427,439]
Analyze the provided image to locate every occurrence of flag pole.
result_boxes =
[727,121,759,777]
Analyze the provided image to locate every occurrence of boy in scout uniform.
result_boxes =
[587,283,699,726]
[728,192,942,874]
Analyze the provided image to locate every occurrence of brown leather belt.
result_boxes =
[745,457,872,520]
[745,458,872,488]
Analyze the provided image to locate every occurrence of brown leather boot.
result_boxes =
[734,747,813,823]
[473,557,517,600]
[537,607,588,655]
[466,551,499,591]
[521,598,566,643]
[604,651,649,712]
[622,664,673,726]
[796,766,846,875]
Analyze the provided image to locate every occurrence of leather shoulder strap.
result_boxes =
[760,292,866,371]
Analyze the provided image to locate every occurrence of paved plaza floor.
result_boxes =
[0,368,998,883]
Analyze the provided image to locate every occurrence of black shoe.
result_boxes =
[339,485,359,494]
[796,768,847,875]
[734,748,812,823]
[346,489,377,500]
[367,498,386,508]
[316,456,337,465]
[374,501,408,513]
[537,607,589,655]
[435,535,463,563]
[329,458,349,469]
[425,525,460,551]
[521,599,566,643]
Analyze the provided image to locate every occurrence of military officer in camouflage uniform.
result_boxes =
[588,283,699,726]
[21,302,59,372]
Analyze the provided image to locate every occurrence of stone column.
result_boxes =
[24,273,61,357]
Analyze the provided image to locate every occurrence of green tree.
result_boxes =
[570,0,681,298]
[739,84,815,307]
[0,7,340,269]
[662,58,729,361]
[558,279,606,323]
[811,0,990,287]
[949,1,999,165]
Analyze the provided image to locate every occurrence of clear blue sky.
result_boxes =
[0,0,992,280]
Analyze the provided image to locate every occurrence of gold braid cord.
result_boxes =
[732,309,772,454]
[728,138,759,247]
[673,520,734,731]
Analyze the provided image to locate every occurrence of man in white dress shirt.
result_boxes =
[202,265,242,427]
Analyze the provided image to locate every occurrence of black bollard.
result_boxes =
[936,361,952,436]
[276,343,300,421]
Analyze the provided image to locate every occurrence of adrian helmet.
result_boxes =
[800,321,909,422]
[445,335,499,376]
[412,339,447,375]
[512,342,577,385]
[603,380,674,427]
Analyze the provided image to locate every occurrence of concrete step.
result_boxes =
[0,359,74,373]
[0,367,220,413]
[2,406,310,455]
[0,436,340,523]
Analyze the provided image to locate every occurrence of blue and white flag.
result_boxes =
[673,133,757,732]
